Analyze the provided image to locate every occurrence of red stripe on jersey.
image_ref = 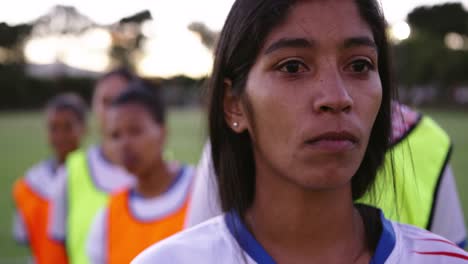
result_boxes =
[414,251,468,261]
[417,238,457,247]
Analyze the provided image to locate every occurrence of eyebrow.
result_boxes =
[264,38,314,55]
[342,36,377,51]
[263,36,377,55]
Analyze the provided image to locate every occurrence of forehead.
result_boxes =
[262,0,374,51]
[108,103,153,124]
[47,108,78,120]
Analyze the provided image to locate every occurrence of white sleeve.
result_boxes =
[430,165,466,247]
[48,168,68,242]
[13,211,29,244]
[86,209,107,264]
[184,142,222,228]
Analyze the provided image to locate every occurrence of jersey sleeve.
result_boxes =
[12,211,29,244]
[48,168,68,242]
[429,165,466,248]
[184,142,222,228]
[86,208,107,264]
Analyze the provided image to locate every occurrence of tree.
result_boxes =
[188,22,219,51]
[408,3,468,38]
[393,2,468,105]
[0,22,32,63]
[109,10,152,69]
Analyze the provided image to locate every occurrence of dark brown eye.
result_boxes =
[349,60,374,73]
[278,60,307,73]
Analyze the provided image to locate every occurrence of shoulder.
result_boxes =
[180,164,196,180]
[132,216,237,264]
[391,103,450,146]
[24,160,53,181]
[392,222,468,263]
[22,160,61,198]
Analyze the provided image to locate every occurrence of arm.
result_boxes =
[430,165,466,248]
[12,211,29,245]
[86,209,107,264]
[46,168,70,263]
[48,168,68,243]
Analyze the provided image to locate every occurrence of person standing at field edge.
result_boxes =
[86,86,195,264]
[48,68,138,264]
[12,93,87,264]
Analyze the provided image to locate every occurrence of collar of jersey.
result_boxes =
[225,208,396,264]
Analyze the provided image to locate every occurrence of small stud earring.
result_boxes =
[233,122,239,127]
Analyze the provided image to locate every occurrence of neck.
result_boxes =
[101,141,116,164]
[245,171,369,263]
[57,156,65,165]
[135,159,175,199]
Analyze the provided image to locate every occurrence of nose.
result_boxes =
[313,70,353,114]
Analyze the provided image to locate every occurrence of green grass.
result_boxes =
[0,108,467,259]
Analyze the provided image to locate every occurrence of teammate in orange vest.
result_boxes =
[86,84,194,264]
[12,93,87,264]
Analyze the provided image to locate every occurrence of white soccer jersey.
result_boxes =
[48,145,135,241]
[134,209,468,264]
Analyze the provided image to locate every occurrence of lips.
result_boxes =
[307,131,358,143]
[305,131,359,152]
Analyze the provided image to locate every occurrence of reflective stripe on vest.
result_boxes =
[67,150,108,264]
[108,190,190,264]
[13,179,68,264]
[360,116,451,229]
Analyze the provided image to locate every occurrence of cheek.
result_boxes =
[138,132,162,158]
[249,83,304,146]
[355,78,383,132]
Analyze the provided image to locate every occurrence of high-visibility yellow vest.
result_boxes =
[66,150,108,264]
[360,116,451,229]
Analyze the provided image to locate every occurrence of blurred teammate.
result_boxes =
[49,68,137,264]
[86,86,194,264]
[186,102,467,248]
[12,93,86,264]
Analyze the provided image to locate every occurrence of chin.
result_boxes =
[291,167,356,191]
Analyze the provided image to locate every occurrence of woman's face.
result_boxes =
[106,103,165,177]
[92,75,129,134]
[226,0,382,191]
[47,109,84,162]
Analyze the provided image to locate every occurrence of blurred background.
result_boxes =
[0,0,467,261]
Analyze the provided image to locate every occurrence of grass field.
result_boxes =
[0,108,466,259]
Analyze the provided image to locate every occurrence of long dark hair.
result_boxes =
[208,0,394,218]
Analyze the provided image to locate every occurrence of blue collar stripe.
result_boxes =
[457,239,466,249]
[225,209,395,264]
[225,212,276,264]
[370,210,397,264]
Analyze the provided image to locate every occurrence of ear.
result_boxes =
[223,79,248,133]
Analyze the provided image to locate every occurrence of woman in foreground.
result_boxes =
[133,0,468,263]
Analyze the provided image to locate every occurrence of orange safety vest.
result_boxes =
[12,178,68,264]
[107,189,190,264]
